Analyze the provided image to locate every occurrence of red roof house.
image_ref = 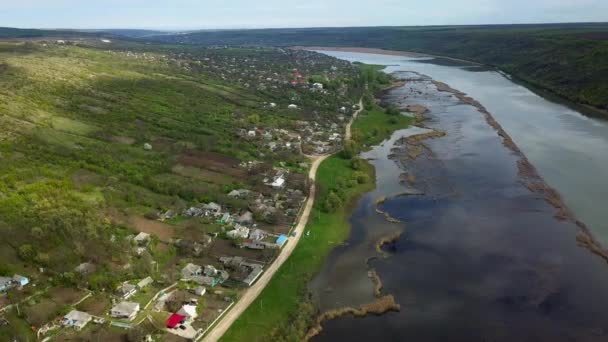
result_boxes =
[166,313,186,328]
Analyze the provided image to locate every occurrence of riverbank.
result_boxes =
[300,46,608,117]
[221,83,411,341]
[313,62,608,341]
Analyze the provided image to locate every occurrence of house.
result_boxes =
[0,277,13,292]
[276,235,288,247]
[74,262,96,275]
[218,212,232,224]
[181,263,203,280]
[312,82,324,90]
[248,229,266,241]
[12,275,29,287]
[247,130,256,137]
[202,202,221,214]
[288,104,298,110]
[227,225,249,239]
[177,304,197,319]
[118,282,137,299]
[166,313,186,329]
[242,240,266,250]
[110,301,140,320]
[183,207,204,217]
[192,286,206,296]
[203,265,218,277]
[242,264,264,286]
[269,102,277,108]
[137,276,153,289]
[270,174,286,188]
[62,310,92,331]
[219,256,245,269]
[235,212,254,225]
[134,232,150,246]
[191,276,220,287]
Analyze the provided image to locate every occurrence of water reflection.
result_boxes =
[310,54,608,341]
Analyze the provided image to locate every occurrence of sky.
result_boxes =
[1,0,607,30]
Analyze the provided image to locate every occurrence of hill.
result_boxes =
[145,23,608,111]
[0,39,363,298]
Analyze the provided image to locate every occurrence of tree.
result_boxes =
[350,157,364,170]
[340,140,358,159]
[323,191,342,213]
[385,106,400,116]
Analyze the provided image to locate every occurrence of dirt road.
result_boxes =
[345,99,363,142]
[201,101,364,342]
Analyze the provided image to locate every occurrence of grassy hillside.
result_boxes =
[0,40,360,284]
[0,39,369,339]
[146,23,608,111]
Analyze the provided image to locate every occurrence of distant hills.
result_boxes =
[2,23,607,111]
[141,23,608,111]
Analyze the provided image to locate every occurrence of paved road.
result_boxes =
[201,100,364,342]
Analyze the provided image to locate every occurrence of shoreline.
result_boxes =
[431,77,608,263]
[307,71,608,340]
[304,46,608,118]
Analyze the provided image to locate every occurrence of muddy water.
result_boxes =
[309,53,608,341]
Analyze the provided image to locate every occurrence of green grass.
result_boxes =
[0,309,37,341]
[352,104,414,148]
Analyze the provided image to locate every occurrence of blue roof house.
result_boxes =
[13,275,29,287]
[276,235,288,247]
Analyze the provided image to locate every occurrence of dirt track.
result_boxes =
[201,101,364,342]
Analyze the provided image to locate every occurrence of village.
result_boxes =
[0,41,364,341]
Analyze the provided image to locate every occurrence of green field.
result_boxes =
[352,104,414,149]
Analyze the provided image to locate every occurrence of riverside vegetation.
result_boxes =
[222,65,413,341]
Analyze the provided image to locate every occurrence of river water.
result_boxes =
[309,51,608,341]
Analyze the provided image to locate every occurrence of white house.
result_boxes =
[137,276,153,289]
[118,282,137,299]
[110,301,140,320]
[269,102,277,108]
[227,225,250,240]
[134,232,150,245]
[288,104,298,110]
[271,174,286,188]
[247,130,256,137]
[177,304,198,320]
[312,82,324,90]
[62,310,92,331]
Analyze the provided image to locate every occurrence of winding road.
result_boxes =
[201,100,363,342]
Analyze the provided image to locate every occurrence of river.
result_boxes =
[308,50,608,341]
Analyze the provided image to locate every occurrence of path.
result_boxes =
[345,99,363,142]
[201,100,364,342]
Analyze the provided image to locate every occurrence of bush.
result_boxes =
[385,106,401,116]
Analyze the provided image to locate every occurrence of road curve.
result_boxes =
[202,101,364,342]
